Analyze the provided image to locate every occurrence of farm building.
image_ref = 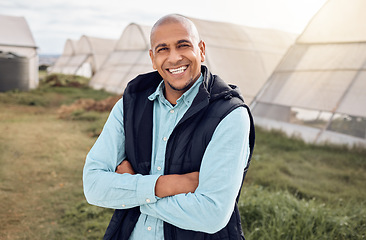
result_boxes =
[251,0,366,147]
[0,14,38,91]
[49,35,117,78]
[89,17,296,104]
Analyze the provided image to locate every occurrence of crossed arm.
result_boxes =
[83,99,201,208]
[115,160,199,198]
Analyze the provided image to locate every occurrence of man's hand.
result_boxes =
[115,161,199,198]
[155,172,199,198]
[115,160,135,175]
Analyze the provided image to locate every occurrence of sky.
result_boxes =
[0,0,327,54]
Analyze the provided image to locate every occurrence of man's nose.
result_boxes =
[167,48,183,63]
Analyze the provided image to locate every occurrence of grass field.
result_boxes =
[0,74,365,239]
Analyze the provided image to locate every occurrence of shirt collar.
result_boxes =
[148,74,203,107]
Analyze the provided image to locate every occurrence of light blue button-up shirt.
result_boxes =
[83,74,250,239]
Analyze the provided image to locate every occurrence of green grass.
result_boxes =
[0,73,114,107]
[0,86,115,107]
[239,128,366,239]
[55,201,114,240]
[0,74,365,239]
[240,185,366,240]
[246,128,366,203]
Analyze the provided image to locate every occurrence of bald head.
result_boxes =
[150,14,201,48]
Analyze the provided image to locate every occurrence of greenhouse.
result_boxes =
[251,0,366,146]
[49,39,77,74]
[89,23,153,93]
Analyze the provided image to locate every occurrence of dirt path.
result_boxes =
[0,104,93,239]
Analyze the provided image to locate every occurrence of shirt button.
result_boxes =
[163,137,167,141]
[170,109,174,113]
[147,226,152,231]
[146,198,151,203]
[157,166,162,171]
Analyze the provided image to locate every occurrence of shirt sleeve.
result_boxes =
[140,106,251,233]
[83,98,160,209]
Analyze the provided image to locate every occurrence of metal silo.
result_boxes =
[0,51,30,92]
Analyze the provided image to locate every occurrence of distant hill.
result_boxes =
[39,54,60,67]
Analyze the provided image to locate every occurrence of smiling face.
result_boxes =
[149,17,205,104]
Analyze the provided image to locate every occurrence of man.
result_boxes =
[83,14,255,240]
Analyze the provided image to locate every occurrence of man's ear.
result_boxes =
[199,40,206,62]
[149,49,157,70]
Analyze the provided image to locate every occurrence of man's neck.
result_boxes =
[163,88,183,105]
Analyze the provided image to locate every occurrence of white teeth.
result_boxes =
[169,66,187,74]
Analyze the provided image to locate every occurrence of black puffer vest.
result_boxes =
[104,66,255,240]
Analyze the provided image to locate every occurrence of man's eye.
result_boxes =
[178,44,189,48]
[157,47,168,52]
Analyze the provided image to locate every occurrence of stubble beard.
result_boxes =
[167,78,195,92]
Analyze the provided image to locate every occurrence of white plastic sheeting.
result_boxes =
[89,23,152,92]
[191,18,296,104]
